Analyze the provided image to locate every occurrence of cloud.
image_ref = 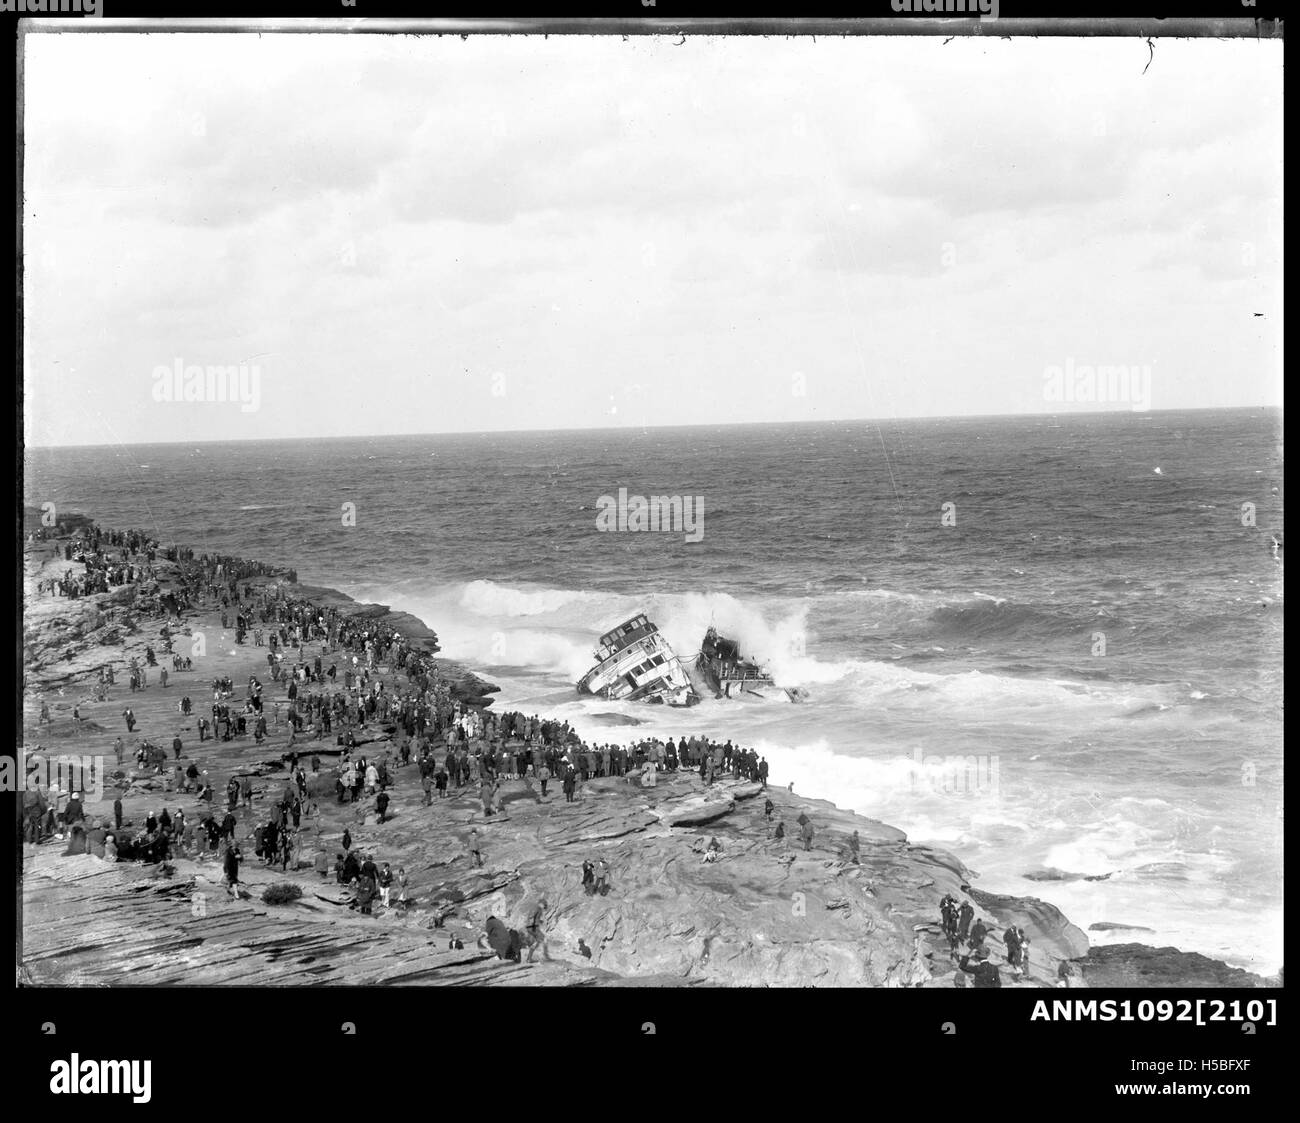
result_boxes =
[20,33,1284,446]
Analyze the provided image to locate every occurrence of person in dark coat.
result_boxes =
[958,901,975,943]
[375,791,390,823]
[263,821,279,865]
[355,873,376,915]
[224,843,242,898]
[958,948,1001,988]
[484,915,520,962]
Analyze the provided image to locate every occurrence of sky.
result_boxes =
[22,31,1283,447]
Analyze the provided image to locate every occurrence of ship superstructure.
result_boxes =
[576,614,698,706]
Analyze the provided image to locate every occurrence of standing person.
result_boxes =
[113,797,123,831]
[969,918,988,951]
[113,736,124,765]
[524,898,548,962]
[122,707,136,732]
[468,827,483,868]
[396,866,408,906]
[594,858,611,896]
[378,863,393,908]
[538,764,550,798]
[224,842,243,898]
[798,812,814,852]
[1004,924,1022,970]
[375,790,390,824]
[421,770,433,806]
[355,872,376,916]
[562,768,576,804]
[958,900,974,945]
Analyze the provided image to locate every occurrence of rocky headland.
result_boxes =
[18,516,1277,988]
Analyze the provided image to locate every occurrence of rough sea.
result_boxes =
[26,407,1284,974]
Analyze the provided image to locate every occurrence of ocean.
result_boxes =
[25,407,1284,974]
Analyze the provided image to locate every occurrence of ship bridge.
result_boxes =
[595,614,657,658]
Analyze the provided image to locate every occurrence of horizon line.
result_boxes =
[22,403,1282,452]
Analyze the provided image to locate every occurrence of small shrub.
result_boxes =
[261,882,303,905]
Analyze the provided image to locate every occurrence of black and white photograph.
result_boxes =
[18,17,1282,1016]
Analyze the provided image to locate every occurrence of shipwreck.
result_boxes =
[576,614,699,706]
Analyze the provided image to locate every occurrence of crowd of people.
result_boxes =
[938,891,1056,988]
